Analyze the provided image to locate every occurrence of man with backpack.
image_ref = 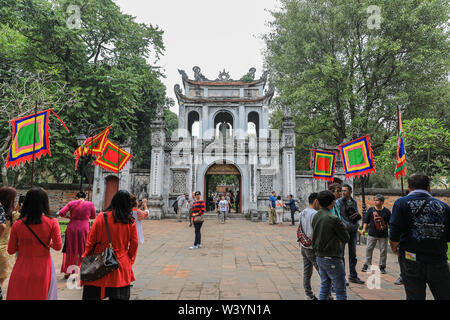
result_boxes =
[298,193,321,300]
[360,194,391,274]
[389,173,450,300]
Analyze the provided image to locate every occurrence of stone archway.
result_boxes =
[204,163,242,213]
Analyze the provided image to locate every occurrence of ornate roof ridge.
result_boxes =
[177,67,269,86]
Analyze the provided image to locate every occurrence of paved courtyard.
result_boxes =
[3,218,434,300]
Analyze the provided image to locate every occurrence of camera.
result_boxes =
[346,207,359,221]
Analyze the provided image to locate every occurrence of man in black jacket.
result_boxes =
[336,184,365,285]
[389,173,450,300]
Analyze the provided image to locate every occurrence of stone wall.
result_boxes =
[15,184,83,215]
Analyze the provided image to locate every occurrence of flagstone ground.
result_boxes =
[3,218,434,300]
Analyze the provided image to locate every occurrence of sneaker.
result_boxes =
[189,245,198,250]
[189,223,192,227]
[361,264,369,272]
[349,277,365,285]
[394,277,403,285]
[379,266,387,274]
[198,244,202,248]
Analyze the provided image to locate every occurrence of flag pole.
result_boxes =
[397,106,404,196]
[30,100,38,188]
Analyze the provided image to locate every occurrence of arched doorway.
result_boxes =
[104,176,119,210]
[204,163,242,213]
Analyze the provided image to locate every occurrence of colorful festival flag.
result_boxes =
[395,110,407,179]
[338,135,376,178]
[6,110,52,168]
[93,139,132,173]
[312,149,337,181]
[74,126,111,169]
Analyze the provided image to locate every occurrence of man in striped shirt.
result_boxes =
[190,191,206,249]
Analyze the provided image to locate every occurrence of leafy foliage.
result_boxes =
[377,119,450,188]
[263,0,449,171]
[0,0,175,185]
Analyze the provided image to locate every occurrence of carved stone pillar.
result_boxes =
[281,107,296,198]
[148,106,166,219]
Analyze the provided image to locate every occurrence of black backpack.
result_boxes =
[172,200,178,210]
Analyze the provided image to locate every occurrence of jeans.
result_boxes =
[290,209,296,224]
[268,207,275,224]
[276,211,283,223]
[82,285,130,300]
[342,231,358,279]
[301,247,319,299]
[219,210,227,223]
[193,221,203,246]
[398,253,450,300]
[365,236,388,267]
[316,256,347,300]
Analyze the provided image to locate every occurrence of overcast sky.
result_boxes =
[113,0,280,115]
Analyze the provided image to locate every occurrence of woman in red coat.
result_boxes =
[7,188,62,300]
[81,190,138,300]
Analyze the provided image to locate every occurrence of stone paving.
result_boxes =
[3,218,434,300]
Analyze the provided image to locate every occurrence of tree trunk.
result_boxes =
[1,165,9,186]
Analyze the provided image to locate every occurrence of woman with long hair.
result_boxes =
[6,187,62,300]
[0,187,20,300]
[81,190,138,300]
[57,191,96,279]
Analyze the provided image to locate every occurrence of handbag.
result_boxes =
[193,215,204,222]
[80,212,119,282]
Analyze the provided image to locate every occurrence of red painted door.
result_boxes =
[104,176,119,210]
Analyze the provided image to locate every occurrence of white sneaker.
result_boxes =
[197,244,202,248]
[189,245,198,249]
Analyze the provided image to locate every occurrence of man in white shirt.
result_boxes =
[298,192,321,300]
[218,195,229,223]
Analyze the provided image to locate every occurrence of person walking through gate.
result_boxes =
[81,190,138,300]
[268,191,277,225]
[218,195,229,224]
[360,194,391,274]
[389,173,450,300]
[275,196,285,225]
[286,194,297,226]
[0,187,20,300]
[190,191,205,250]
[312,190,349,300]
[336,184,365,285]
[57,191,97,279]
[6,188,62,300]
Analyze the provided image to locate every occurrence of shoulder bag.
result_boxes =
[80,212,119,282]
[23,222,50,250]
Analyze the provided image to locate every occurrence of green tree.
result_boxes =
[377,118,450,188]
[263,0,449,170]
[0,0,171,185]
